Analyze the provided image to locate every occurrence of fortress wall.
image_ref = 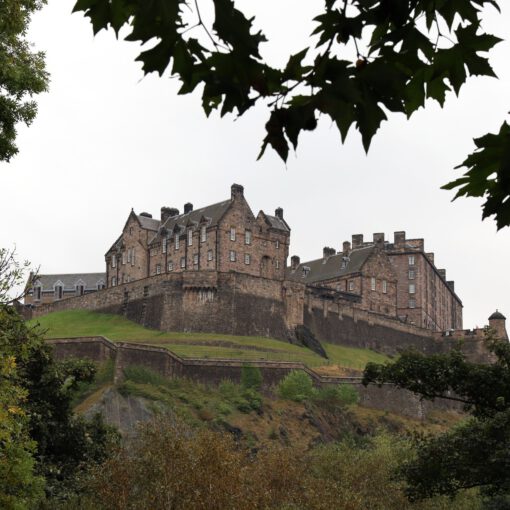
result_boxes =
[48,337,462,420]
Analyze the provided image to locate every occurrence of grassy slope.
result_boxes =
[31,309,389,370]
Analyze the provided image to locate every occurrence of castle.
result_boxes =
[25,183,488,358]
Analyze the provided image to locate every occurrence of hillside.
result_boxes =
[31,309,389,371]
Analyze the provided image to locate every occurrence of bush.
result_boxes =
[312,385,359,410]
[277,371,315,402]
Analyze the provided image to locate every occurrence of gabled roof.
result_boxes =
[286,245,376,284]
[137,214,160,231]
[264,214,290,233]
[30,273,106,291]
[149,199,231,245]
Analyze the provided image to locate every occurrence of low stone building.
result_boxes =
[24,272,106,307]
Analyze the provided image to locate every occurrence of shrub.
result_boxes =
[312,385,359,409]
[277,371,315,402]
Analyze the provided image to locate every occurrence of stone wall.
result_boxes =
[48,336,461,420]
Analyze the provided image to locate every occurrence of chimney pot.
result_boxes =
[323,247,336,259]
[275,207,283,219]
[161,207,179,222]
[184,202,193,214]
[342,241,351,254]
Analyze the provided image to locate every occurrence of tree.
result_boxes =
[0,0,49,162]
[363,331,510,501]
[73,0,509,228]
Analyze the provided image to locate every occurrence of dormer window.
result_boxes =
[97,281,105,290]
[54,285,63,299]
[188,229,193,246]
[201,226,207,243]
[76,284,84,296]
[301,266,310,277]
[33,285,41,300]
[341,256,349,269]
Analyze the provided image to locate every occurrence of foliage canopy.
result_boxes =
[73,0,509,227]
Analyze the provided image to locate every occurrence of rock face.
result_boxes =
[82,387,154,435]
[293,325,328,359]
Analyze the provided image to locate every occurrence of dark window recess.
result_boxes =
[143,286,149,297]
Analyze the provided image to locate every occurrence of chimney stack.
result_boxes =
[184,202,193,214]
[323,247,336,259]
[394,231,406,247]
[373,232,385,244]
[342,241,351,254]
[161,207,179,222]
[291,255,300,271]
[231,183,244,200]
[447,281,455,292]
[275,207,283,219]
[438,269,446,280]
[352,234,363,249]
[488,310,508,340]
[426,252,435,264]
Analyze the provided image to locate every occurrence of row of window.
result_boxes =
[112,248,136,269]
[32,283,106,299]
[370,277,388,294]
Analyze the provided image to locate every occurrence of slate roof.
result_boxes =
[137,214,160,231]
[286,246,376,284]
[489,310,506,320]
[149,199,232,245]
[31,273,106,291]
[265,214,290,233]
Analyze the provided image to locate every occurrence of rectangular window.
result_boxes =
[76,285,84,296]
[230,227,236,241]
[371,277,376,291]
[162,238,167,253]
[34,287,41,300]
[112,256,116,268]
[245,230,251,245]
[193,254,199,265]
[156,264,161,275]
[244,253,251,265]
[409,283,416,294]
[408,255,415,266]
[382,280,387,294]
[180,257,186,269]
[348,281,354,291]
[276,260,280,269]
[127,249,131,263]
[276,240,280,249]
[111,277,116,287]
[201,225,207,243]
[207,250,213,261]
[188,229,193,246]
[408,270,415,279]
[168,261,173,271]
[122,252,126,265]
[131,248,135,266]
[229,250,236,262]
[409,299,416,308]
[175,235,180,250]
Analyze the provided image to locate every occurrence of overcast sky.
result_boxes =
[1,1,509,328]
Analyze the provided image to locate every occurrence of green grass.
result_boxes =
[31,310,388,370]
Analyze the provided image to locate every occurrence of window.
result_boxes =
[276,260,280,269]
[111,277,116,287]
[371,277,376,291]
[168,261,173,271]
[122,252,126,265]
[131,248,135,266]
[244,253,251,265]
[276,240,280,249]
[193,254,199,265]
[97,282,105,290]
[230,227,236,241]
[408,255,415,266]
[409,283,416,294]
[245,230,251,245]
[409,299,416,308]
[207,250,213,261]
[201,225,207,243]
[162,238,167,253]
[127,248,131,263]
[408,270,415,279]
[188,229,193,246]
[229,250,236,262]
[156,264,161,275]
[76,285,84,296]
[129,227,133,235]
[34,286,41,300]
[382,280,387,294]
[180,257,186,269]
[112,256,116,268]
[175,235,180,250]
[348,281,354,291]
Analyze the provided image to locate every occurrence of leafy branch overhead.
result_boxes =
[73,0,509,228]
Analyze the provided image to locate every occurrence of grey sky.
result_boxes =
[1,1,509,328]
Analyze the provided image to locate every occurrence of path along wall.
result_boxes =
[48,337,461,421]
